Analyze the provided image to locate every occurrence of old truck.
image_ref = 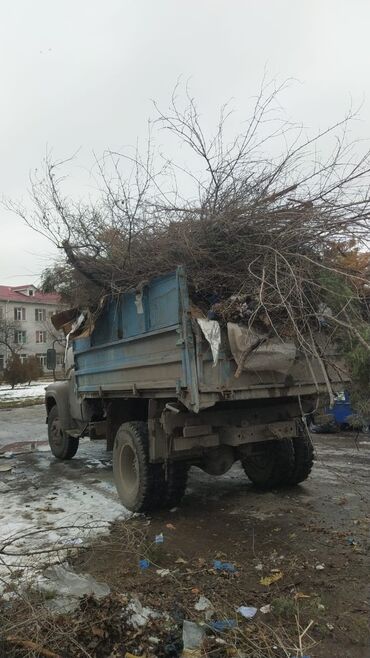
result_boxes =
[45,268,345,512]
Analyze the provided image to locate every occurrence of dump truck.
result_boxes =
[45,268,345,512]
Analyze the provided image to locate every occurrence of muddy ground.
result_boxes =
[0,405,369,658]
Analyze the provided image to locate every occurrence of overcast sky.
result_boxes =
[1,0,370,285]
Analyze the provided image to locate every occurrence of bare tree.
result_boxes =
[0,316,20,356]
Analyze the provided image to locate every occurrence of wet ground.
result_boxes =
[0,405,369,657]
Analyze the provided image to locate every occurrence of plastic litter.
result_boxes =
[139,559,150,569]
[346,537,357,545]
[254,563,263,571]
[155,533,164,544]
[315,564,325,570]
[36,563,110,612]
[237,606,257,619]
[127,597,159,628]
[63,537,84,546]
[260,570,283,586]
[209,619,237,632]
[213,560,237,573]
[156,568,171,577]
[0,464,12,472]
[197,319,221,367]
[182,620,206,650]
[1,451,14,459]
[194,596,214,620]
[260,604,271,614]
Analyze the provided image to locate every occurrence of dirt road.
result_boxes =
[0,405,369,658]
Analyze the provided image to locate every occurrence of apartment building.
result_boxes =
[0,284,65,372]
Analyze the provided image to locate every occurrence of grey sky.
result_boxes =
[1,0,370,285]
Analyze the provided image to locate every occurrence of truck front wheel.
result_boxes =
[241,439,295,489]
[113,421,165,512]
[48,405,79,460]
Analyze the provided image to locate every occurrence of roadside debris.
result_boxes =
[237,605,257,619]
[139,559,150,569]
[260,570,283,586]
[182,620,205,651]
[208,619,237,632]
[127,597,160,628]
[36,563,110,612]
[0,463,13,472]
[260,604,271,614]
[156,568,171,577]
[315,564,325,570]
[194,595,214,620]
[212,560,237,573]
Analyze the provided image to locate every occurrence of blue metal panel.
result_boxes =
[73,269,189,397]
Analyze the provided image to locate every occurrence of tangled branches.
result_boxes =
[7,82,370,395]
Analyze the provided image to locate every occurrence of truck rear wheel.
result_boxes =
[285,423,314,484]
[113,421,165,512]
[241,439,295,489]
[48,405,79,460]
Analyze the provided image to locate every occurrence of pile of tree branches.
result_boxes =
[8,82,370,404]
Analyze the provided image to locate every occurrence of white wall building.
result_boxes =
[0,284,65,372]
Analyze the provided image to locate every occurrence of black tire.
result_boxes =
[241,439,295,489]
[113,421,166,512]
[163,462,189,509]
[286,423,314,484]
[47,405,79,460]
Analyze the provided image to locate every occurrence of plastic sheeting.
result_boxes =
[197,319,221,367]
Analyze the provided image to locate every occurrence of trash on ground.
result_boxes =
[194,596,214,620]
[139,559,150,569]
[346,537,357,545]
[175,557,187,564]
[0,451,14,459]
[182,620,206,650]
[36,563,110,613]
[63,537,84,546]
[0,464,13,472]
[260,570,283,586]
[213,560,237,573]
[155,533,164,544]
[260,604,271,614]
[156,568,171,577]
[208,619,237,632]
[237,605,257,619]
[254,563,263,571]
[315,564,325,570]
[127,597,160,628]
[166,523,176,530]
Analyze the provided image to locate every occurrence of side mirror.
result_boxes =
[46,348,57,370]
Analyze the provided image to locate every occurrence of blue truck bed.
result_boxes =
[72,268,344,412]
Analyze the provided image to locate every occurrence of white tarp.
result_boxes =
[197,319,221,367]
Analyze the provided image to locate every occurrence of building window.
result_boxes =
[14,307,26,321]
[28,289,34,296]
[37,353,47,367]
[56,353,64,366]
[14,330,27,344]
[0,355,4,370]
[35,308,47,322]
[0,307,3,320]
[20,354,28,364]
[36,330,47,343]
